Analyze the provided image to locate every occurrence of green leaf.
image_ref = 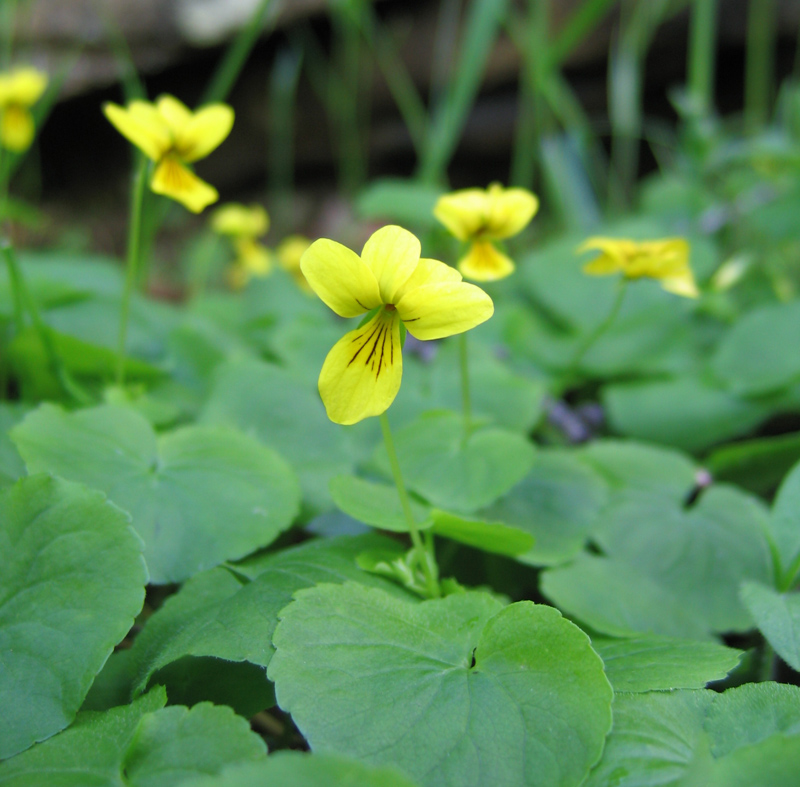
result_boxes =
[603,375,769,453]
[371,411,536,513]
[711,300,800,396]
[429,509,534,555]
[483,450,609,565]
[12,404,300,584]
[740,582,800,671]
[0,690,266,786]
[0,475,146,759]
[0,403,29,487]
[329,475,433,532]
[179,751,418,787]
[767,458,800,584]
[269,583,612,787]
[200,357,361,514]
[356,178,443,229]
[123,535,409,710]
[592,635,743,692]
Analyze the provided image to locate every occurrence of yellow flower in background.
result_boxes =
[103,95,234,213]
[579,237,698,298]
[0,67,48,152]
[434,182,538,282]
[301,225,494,425]
[277,234,312,292]
[211,203,272,287]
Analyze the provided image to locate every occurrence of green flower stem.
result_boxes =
[459,332,473,440]
[116,154,149,386]
[745,0,775,134]
[0,144,8,229]
[560,277,627,393]
[2,241,90,404]
[688,0,718,115]
[379,412,440,599]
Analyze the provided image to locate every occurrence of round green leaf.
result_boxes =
[740,582,800,672]
[11,404,300,584]
[768,457,800,582]
[0,475,147,759]
[269,583,612,787]
[429,509,534,555]
[371,411,536,513]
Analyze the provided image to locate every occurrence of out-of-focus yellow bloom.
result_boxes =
[103,95,233,213]
[433,182,538,282]
[579,237,698,298]
[277,234,312,292]
[301,225,494,425]
[211,203,271,288]
[0,67,48,152]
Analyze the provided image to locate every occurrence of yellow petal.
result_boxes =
[236,239,272,276]
[155,94,192,138]
[319,308,403,425]
[151,156,218,212]
[0,105,34,152]
[300,239,382,318]
[103,101,170,161]
[394,257,461,301]
[457,241,515,282]
[0,67,47,106]
[277,235,311,272]
[211,203,269,237]
[361,225,420,303]
[660,274,699,298]
[484,183,539,239]
[226,264,250,290]
[396,280,494,341]
[174,103,234,162]
[433,188,490,241]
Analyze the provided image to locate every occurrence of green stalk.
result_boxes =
[0,0,17,69]
[688,0,718,115]
[459,332,473,440]
[115,154,148,386]
[745,0,775,134]
[380,413,440,598]
[0,144,8,229]
[268,44,303,205]
[560,278,627,391]
[546,0,619,69]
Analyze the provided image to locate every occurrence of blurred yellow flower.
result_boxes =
[301,225,494,425]
[434,182,538,282]
[579,237,698,298]
[0,67,48,152]
[103,95,234,213]
[277,234,312,291]
[211,203,271,287]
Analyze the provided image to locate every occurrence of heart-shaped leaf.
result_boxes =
[740,582,800,671]
[269,583,612,787]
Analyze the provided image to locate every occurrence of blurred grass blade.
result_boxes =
[269,43,303,199]
[202,0,275,104]
[547,0,619,69]
[745,0,776,133]
[95,0,146,102]
[687,0,718,116]
[418,0,511,183]
[1,0,17,69]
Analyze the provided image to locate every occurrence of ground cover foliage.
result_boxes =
[2,0,800,785]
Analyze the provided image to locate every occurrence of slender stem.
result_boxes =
[779,549,800,593]
[745,0,775,134]
[379,412,440,598]
[459,332,473,440]
[116,154,148,386]
[688,0,718,115]
[0,143,8,230]
[560,278,627,391]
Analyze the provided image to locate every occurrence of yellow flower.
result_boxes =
[277,234,312,292]
[301,225,494,425]
[211,203,271,287]
[578,236,698,298]
[433,182,539,282]
[103,95,234,213]
[0,67,48,152]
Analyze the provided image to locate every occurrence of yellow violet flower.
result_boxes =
[301,225,494,425]
[579,236,698,298]
[103,94,234,213]
[0,67,48,152]
[211,203,271,287]
[433,182,538,282]
[277,234,312,292]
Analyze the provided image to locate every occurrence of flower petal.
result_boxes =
[433,189,489,240]
[0,105,34,152]
[394,257,461,302]
[174,104,234,162]
[396,280,494,341]
[0,67,47,106]
[361,225,420,303]
[236,239,272,276]
[155,94,192,138]
[319,309,403,425]
[458,241,515,282]
[212,203,269,237]
[300,239,382,318]
[151,156,218,212]
[103,101,170,161]
[660,275,699,298]
[485,184,538,239]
